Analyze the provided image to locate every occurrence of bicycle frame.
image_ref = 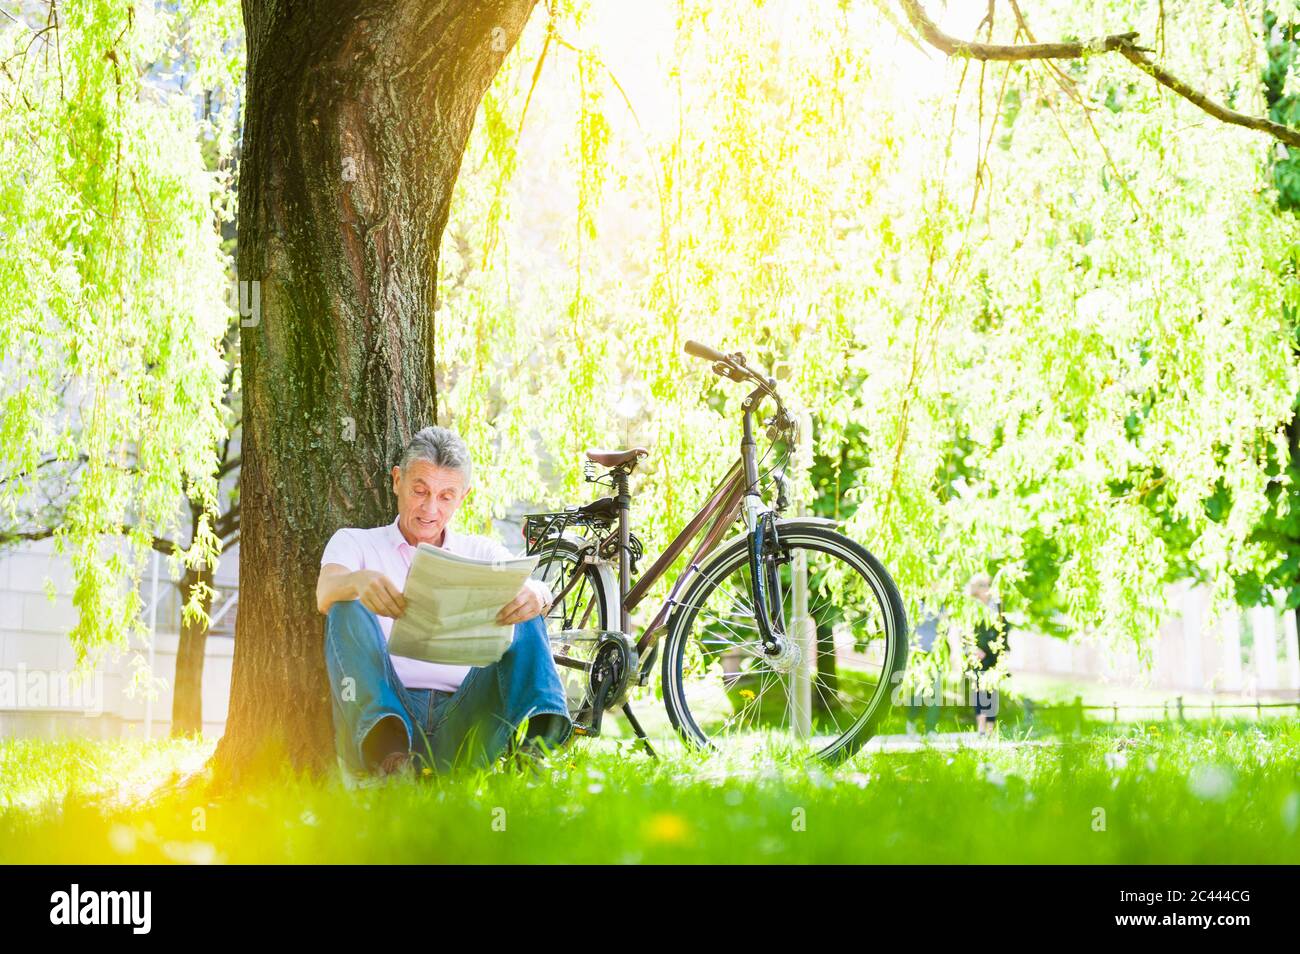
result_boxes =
[624,455,747,651]
[520,340,899,756]
[545,378,787,666]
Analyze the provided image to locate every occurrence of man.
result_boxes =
[967,572,1010,735]
[318,425,573,781]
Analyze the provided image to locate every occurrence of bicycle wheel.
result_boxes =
[661,521,908,763]
[530,535,614,719]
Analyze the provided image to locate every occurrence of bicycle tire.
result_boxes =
[661,521,909,764]
[530,534,615,719]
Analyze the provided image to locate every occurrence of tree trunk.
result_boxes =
[813,618,840,709]
[1290,409,1300,647]
[212,0,539,785]
[171,565,213,737]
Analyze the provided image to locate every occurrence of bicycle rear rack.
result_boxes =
[523,503,643,574]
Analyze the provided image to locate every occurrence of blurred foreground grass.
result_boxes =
[1,720,1297,863]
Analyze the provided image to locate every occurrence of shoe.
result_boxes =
[508,734,560,777]
[377,750,413,780]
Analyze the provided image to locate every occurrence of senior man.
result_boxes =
[318,425,573,781]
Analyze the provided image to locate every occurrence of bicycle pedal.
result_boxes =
[572,722,598,737]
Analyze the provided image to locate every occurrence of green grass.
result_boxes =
[1,720,1298,863]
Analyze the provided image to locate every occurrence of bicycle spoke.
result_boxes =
[697,636,766,660]
[694,562,756,618]
[671,531,903,760]
[694,611,763,645]
[810,675,846,736]
[722,668,782,736]
[564,574,590,628]
[529,538,610,723]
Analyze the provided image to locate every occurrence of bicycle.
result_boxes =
[522,340,909,764]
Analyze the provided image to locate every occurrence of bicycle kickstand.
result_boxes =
[621,704,658,759]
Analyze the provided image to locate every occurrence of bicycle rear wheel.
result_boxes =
[530,536,613,719]
[661,521,908,763]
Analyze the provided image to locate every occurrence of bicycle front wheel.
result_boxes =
[661,521,908,763]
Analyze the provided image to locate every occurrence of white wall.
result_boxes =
[0,538,237,739]
[1005,580,1300,698]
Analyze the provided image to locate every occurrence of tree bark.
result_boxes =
[171,565,213,737]
[212,0,539,784]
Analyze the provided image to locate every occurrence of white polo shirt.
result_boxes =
[321,516,551,691]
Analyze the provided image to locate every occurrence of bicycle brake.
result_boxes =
[774,468,790,513]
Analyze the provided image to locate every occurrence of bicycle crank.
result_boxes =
[573,631,637,737]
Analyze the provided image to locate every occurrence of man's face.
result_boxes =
[391,459,470,547]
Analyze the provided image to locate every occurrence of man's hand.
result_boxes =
[355,569,406,619]
[495,579,551,626]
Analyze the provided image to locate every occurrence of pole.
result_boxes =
[789,407,815,738]
[144,549,160,740]
[791,548,811,737]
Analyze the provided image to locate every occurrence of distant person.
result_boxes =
[967,572,1010,735]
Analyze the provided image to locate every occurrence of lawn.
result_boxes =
[1,720,1297,864]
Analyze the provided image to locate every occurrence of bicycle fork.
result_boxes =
[744,495,789,651]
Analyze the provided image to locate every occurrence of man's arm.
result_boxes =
[316,563,407,618]
[317,528,406,618]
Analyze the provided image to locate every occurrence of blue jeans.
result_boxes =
[323,600,573,778]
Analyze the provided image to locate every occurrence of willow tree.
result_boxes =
[0,3,240,696]
[6,0,1300,784]
[870,0,1300,652]
[431,0,1300,686]
[212,0,541,779]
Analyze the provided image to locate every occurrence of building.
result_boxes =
[1,532,1298,738]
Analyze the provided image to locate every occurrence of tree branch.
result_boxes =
[1114,45,1300,146]
[896,0,1300,149]
[897,0,1142,60]
[216,454,242,480]
[0,527,56,545]
[0,525,176,558]
[0,453,88,488]
[215,503,241,541]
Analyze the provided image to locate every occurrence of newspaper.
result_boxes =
[387,543,541,666]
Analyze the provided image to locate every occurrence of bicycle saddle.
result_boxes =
[585,446,649,468]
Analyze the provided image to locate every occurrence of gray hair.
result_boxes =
[398,425,473,487]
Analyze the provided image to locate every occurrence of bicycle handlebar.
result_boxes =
[683,340,797,444]
[683,339,729,364]
[683,339,758,385]
[683,339,770,391]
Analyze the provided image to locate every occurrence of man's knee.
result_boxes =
[326,600,378,633]
[324,601,384,660]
